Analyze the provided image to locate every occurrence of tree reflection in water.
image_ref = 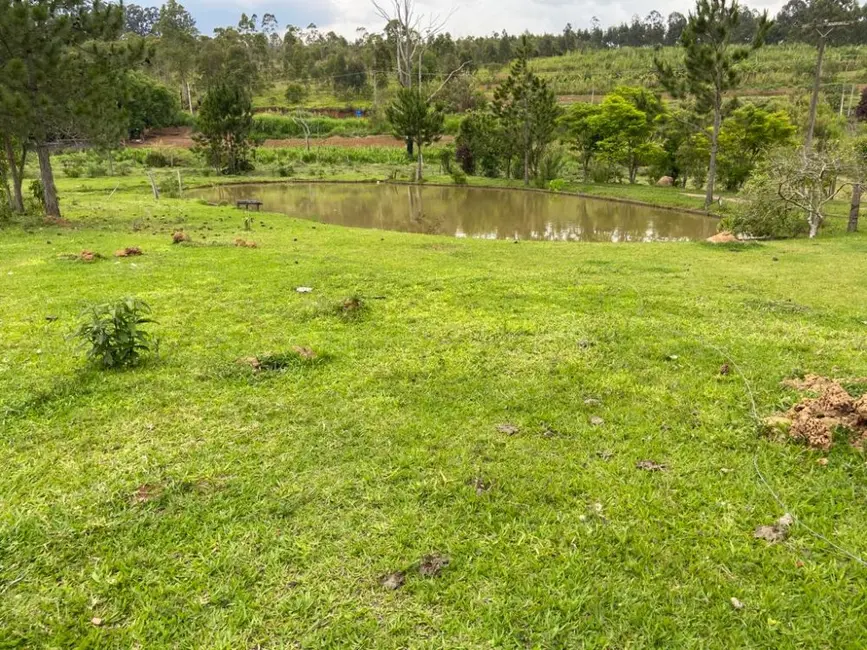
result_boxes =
[197,183,718,242]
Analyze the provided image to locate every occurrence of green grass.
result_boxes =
[2,178,866,648]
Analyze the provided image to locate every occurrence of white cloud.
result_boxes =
[189,0,789,37]
[318,0,789,37]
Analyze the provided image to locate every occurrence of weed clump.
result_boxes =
[115,247,143,257]
[74,298,156,369]
[335,295,366,320]
[238,346,323,372]
[172,230,190,244]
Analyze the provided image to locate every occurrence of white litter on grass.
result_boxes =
[296,287,313,293]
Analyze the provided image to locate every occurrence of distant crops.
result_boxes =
[251,113,462,140]
[519,44,867,99]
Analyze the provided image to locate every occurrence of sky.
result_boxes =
[187,0,789,38]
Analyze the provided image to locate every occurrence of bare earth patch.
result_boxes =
[419,553,450,578]
[767,375,867,450]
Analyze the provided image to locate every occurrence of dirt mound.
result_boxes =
[767,375,867,450]
[115,247,143,257]
[707,231,739,244]
[233,238,258,248]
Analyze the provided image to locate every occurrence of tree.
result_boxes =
[121,72,181,139]
[0,0,143,219]
[194,82,254,174]
[285,83,308,105]
[716,104,796,189]
[455,111,501,176]
[124,4,160,36]
[492,37,560,185]
[854,87,867,122]
[560,103,603,180]
[656,0,772,208]
[767,146,847,237]
[846,135,867,232]
[156,0,199,112]
[386,87,444,181]
[591,94,661,184]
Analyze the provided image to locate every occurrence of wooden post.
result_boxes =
[147,171,160,200]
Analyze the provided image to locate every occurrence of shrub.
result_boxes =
[450,168,468,185]
[61,158,84,178]
[30,179,45,208]
[719,171,809,239]
[86,163,107,178]
[439,146,454,174]
[536,147,567,188]
[285,83,308,105]
[145,150,170,168]
[74,298,156,369]
[548,178,567,192]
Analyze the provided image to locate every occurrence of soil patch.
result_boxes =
[768,375,867,450]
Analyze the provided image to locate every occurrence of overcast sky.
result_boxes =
[188,0,788,37]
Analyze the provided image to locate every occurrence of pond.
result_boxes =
[194,182,718,242]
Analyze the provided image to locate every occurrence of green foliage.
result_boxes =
[717,104,796,190]
[721,169,808,238]
[194,82,254,174]
[591,90,663,184]
[456,111,502,176]
[560,102,603,179]
[74,298,156,369]
[492,36,561,184]
[121,72,182,139]
[450,168,468,185]
[535,146,568,188]
[386,88,445,180]
[285,83,308,105]
[30,179,45,208]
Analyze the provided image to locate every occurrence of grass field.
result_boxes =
[1,178,866,648]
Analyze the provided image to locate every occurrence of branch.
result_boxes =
[427,61,471,101]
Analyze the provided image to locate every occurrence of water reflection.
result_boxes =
[194,182,718,242]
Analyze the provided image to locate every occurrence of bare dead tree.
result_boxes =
[291,112,313,152]
[769,147,847,238]
[372,0,454,90]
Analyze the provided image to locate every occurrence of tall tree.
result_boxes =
[385,87,444,180]
[156,0,198,112]
[492,37,561,186]
[656,0,772,209]
[193,81,254,174]
[0,0,142,219]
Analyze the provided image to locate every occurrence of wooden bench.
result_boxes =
[236,199,263,211]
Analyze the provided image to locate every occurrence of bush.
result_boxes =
[285,83,308,105]
[536,146,567,188]
[439,146,454,174]
[548,178,567,192]
[30,179,45,208]
[158,174,183,198]
[719,171,809,239]
[74,298,156,369]
[86,163,107,178]
[145,150,170,168]
[450,168,468,185]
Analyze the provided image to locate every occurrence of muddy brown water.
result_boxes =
[193,182,718,242]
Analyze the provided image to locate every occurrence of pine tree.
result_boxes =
[386,88,445,181]
[194,82,254,174]
[855,87,867,122]
[492,37,560,185]
[0,0,143,219]
[656,0,771,209]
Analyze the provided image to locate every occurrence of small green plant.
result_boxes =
[548,178,567,192]
[450,168,468,185]
[30,179,45,208]
[145,150,170,168]
[74,298,156,369]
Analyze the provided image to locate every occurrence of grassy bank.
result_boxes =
[1,180,866,648]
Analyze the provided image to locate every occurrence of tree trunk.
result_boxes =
[4,135,25,213]
[406,137,414,157]
[805,37,825,154]
[417,143,423,182]
[523,117,530,187]
[36,143,61,219]
[808,212,820,239]
[849,183,861,232]
[705,98,722,210]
